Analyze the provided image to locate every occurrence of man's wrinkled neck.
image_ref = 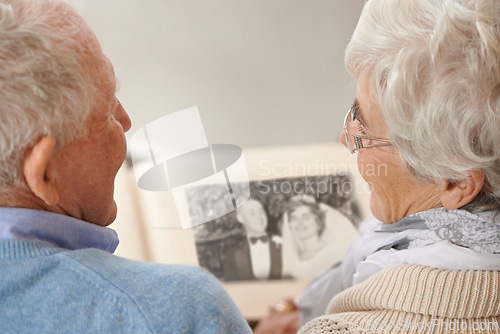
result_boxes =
[0,186,63,216]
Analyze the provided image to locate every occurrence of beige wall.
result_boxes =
[77,0,365,149]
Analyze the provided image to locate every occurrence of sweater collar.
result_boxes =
[329,264,500,320]
[0,207,119,253]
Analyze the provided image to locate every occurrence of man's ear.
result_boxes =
[440,170,485,210]
[23,136,60,206]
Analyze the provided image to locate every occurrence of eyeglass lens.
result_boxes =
[344,109,362,153]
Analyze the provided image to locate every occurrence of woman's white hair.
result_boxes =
[0,0,93,186]
[345,0,500,211]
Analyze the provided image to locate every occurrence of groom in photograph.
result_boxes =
[223,198,282,280]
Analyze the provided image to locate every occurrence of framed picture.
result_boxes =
[192,174,361,282]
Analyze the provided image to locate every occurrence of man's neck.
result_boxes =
[0,186,52,213]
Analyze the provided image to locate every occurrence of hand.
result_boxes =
[254,299,299,334]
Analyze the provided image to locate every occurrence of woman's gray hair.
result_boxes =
[345,0,500,212]
[0,0,94,186]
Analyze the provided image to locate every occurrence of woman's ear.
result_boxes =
[23,136,60,206]
[439,170,485,210]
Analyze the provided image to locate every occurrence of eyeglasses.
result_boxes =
[343,103,393,154]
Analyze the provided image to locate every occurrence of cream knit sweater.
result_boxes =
[300,264,500,333]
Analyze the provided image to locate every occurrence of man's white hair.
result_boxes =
[0,0,93,186]
[345,0,500,211]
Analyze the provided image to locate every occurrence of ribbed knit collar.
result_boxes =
[0,207,119,254]
[329,264,500,320]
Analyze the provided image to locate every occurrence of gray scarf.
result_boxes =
[378,207,500,254]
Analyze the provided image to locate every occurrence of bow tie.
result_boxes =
[250,235,269,245]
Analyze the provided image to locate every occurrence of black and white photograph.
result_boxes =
[192,174,362,281]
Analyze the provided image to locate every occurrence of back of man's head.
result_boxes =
[0,0,93,187]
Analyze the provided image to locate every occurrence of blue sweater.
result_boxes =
[0,208,251,333]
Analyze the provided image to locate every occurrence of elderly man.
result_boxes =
[0,0,251,332]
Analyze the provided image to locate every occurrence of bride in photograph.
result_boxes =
[281,195,354,279]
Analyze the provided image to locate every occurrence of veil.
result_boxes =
[282,195,353,279]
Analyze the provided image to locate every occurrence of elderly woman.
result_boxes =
[298,0,500,332]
